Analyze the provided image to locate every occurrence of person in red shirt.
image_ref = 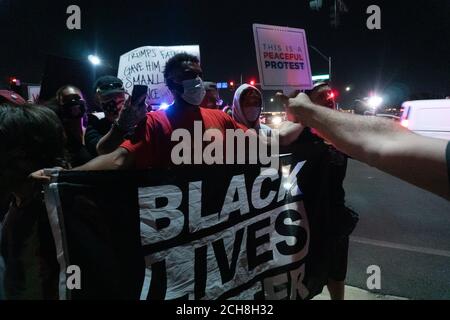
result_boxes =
[61,53,248,171]
[30,53,301,177]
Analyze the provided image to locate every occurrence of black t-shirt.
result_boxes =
[290,128,359,297]
[65,134,94,168]
[85,114,113,157]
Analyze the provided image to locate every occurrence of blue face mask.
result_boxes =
[181,77,206,106]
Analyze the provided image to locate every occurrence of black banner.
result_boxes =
[45,156,333,300]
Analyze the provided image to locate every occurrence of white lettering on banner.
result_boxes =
[139,185,185,245]
[117,45,200,106]
[251,168,278,210]
[138,162,309,300]
[141,202,309,300]
[139,162,306,244]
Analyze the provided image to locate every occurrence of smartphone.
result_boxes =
[131,85,148,108]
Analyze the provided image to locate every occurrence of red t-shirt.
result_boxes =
[120,107,248,169]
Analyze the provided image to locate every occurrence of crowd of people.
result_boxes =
[0,52,449,300]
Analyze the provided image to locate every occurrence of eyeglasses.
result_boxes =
[96,82,124,93]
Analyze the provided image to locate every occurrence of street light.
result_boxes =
[367,95,383,109]
[88,54,101,66]
[309,45,332,84]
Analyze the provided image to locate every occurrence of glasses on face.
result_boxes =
[96,82,124,93]
[61,94,83,105]
[100,92,127,103]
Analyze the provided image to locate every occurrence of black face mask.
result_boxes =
[102,100,119,116]
[60,99,86,119]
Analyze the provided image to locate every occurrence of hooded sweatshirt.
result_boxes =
[232,84,271,134]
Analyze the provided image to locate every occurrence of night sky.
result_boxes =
[1,0,449,108]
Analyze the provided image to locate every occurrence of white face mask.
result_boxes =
[243,106,261,122]
[181,77,206,106]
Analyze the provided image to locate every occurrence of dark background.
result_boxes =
[1,0,449,109]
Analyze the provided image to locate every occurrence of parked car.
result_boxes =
[400,99,450,140]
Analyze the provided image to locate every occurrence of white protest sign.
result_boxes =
[253,24,313,91]
[27,85,41,103]
[117,45,200,106]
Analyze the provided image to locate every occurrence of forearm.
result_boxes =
[73,147,133,171]
[297,103,449,199]
[96,126,126,155]
[278,121,304,146]
[372,134,449,200]
[296,103,398,163]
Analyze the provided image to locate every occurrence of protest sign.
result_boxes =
[253,24,313,91]
[27,85,41,103]
[117,45,200,106]
[44,156,334,300]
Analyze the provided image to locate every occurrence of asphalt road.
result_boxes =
[344,160,450,300]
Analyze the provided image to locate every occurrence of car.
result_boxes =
[400,99,450,140]
[260,112,285,128]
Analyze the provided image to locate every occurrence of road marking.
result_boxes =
[350,236,450,258]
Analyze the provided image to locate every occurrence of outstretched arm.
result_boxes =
[97,96,147,155]
[73,147,134,171]
[30,147,135,183]
[288,93,450,200]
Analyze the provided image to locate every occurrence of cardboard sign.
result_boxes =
[253,24,313,91]
[117,45,200,106]
[27,85,41,103]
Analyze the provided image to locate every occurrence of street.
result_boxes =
[345,160,450,299]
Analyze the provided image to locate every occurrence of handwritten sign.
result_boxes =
[253,24,313,91]
[117,45,200,106]
[27,85,41,103]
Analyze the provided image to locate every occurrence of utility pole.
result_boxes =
[309,45,332,85]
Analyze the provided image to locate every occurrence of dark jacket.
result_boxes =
[85,114,113,157]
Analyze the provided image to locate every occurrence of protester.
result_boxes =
[95,90,148,155]
[68,53,252,170]
[294,82,358,300]
[0,103,65,299]
[0,91,27,220]
[286,92,450,200]
[84,76,127,156]
[232,84,271,134]
[30,54,306,179]
[46,85,93,167]
[201,81,222,109]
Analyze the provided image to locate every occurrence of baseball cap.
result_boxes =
[0,90,27,105]
[94,76,125,97]
[304,81,329,95]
